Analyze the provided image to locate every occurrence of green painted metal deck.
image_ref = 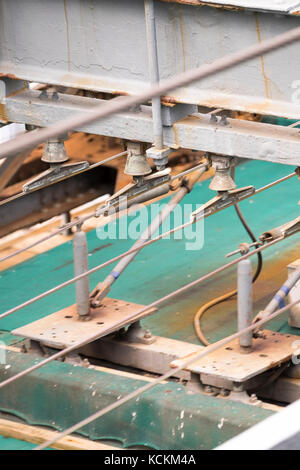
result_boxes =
[0,157,299,449]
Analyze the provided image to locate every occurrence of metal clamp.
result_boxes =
[146,146,170,170]
[23,161,90,193]
[226,241,263,259]
[95,168,171,217]
[191,186,255,222]
[260,215,300,242]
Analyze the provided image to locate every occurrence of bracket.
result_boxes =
[191,186,255,222]
[171,330,300,389]
[95,168,171,217]
[22,161,90,192]
[12,297,157,349]
[260,215,300,242]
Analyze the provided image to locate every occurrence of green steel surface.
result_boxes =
[0,159,299,343]
[0,350,273,450]
[0,435,39,450]
[0,159,299,449]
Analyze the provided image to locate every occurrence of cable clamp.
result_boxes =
[190,185,255,222]
[95,168,171,217]
[260,215,300,242]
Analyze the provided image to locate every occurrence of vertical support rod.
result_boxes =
[144,0,163,150]
[73,225,90,319]
[61,211,72,237]
[237,259,253,352]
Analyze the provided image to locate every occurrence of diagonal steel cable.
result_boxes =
[1,26,300,160]
[0,236,286,392]
[35,295,300,450]
[0,162,208,264]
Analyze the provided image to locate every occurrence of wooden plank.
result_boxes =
[0,418,120,450]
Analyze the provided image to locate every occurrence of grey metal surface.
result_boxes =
[73,228,90,318]
[1,0,300,118]
[171,330,300,383]
[12,298,156,349]
[144,0,163,150]
[81,334,202,380]
[238,260,253,350]
[4,90,300,165]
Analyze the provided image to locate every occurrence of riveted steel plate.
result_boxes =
[12,298,156,349]
[171,330,300,383]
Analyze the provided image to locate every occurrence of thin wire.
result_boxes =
[0,220,193,321]
[0,166,295,320]
[35,295,300,450]
[0,169,293,266]
[0,150,128,207]
[0,212,96,265]
[87,151,127,169]
[255,172,296,195]
[1,25,300,160]
[170,162,208,182]
[0,166,291,323]
[193,165,264,346]
[0,162,207,265]
[0,150,130,264]
[0,236,285,392]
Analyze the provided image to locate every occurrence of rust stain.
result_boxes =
[161,95,177,104]
[160,0,243,12]
[254,13,271,100]
[0,73,18,80]
[64,0,71,72]
[0,103,8,122]
[172,124,180,149]
[177,5,186,72]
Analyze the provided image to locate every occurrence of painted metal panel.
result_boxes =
[0,349,273,450]
[162,0,300,14]
[1,0,300,118]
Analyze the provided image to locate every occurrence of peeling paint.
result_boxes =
[160,0,243,13]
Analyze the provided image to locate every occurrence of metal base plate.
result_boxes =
[12,298,156,349]
[171,330,300,383]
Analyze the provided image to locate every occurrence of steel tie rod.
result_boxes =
[0,175,292,323]
[0,236,287,393]
[0,169,295,265]
[0,162,207,264]
[34,295,300,450]
[0,167,297,321]
[1,26,300,160]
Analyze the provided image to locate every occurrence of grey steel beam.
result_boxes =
[3,90,300,166]
[1,0,300,118]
